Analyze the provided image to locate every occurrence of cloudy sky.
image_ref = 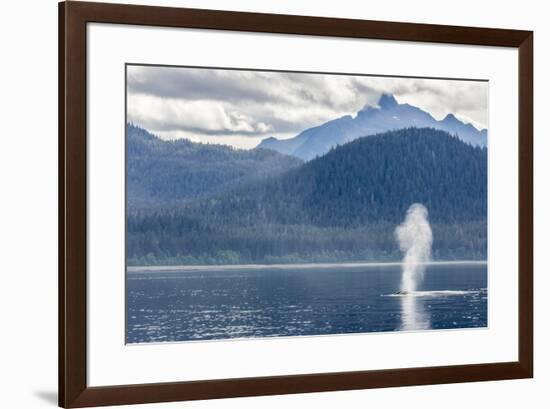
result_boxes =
[127,65,488,149]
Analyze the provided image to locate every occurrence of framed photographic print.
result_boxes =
[59,1,533,407]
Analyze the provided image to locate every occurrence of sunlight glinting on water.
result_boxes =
[400,295,430,331]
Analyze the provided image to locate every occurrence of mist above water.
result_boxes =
[395,203,433,293]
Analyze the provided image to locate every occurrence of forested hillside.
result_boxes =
[127,127,487,265]
[127,124,303,208]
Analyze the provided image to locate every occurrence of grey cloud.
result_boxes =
[128,66,278,104]
[127,65,488,147]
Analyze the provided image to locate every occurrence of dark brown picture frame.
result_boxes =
[59,1,533,407]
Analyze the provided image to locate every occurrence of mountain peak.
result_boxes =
[258,95,486,160]
[378,93,398,109]
[443,113,460,123]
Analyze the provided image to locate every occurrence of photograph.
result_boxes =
[125,64,488,344]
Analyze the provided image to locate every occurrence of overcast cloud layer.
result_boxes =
[127,65,488,149]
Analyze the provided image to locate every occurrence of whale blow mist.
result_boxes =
[395,203,433,293]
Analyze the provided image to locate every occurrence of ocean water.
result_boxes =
[126,262,487,344]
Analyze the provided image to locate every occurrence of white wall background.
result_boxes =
[0,0,545,408]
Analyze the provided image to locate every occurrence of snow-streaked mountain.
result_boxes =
[256,94,487,160]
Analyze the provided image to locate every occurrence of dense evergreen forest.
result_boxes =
[126,125,487,265]
[127,124,303,209]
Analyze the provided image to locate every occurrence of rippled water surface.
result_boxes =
[126,263,487,343]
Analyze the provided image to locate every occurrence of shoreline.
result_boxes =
[127,260,487,273]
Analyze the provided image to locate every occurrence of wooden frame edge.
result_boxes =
[58,1,66,406]
[59,1,534,407]
[60,1,88,406]
[517,32,534,377]
[65,362,531,408]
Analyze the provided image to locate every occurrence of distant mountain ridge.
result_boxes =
[257,94,487,160]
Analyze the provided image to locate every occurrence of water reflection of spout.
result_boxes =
[400,294,430,331]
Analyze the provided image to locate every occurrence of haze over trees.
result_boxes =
[126,125,487,266]
[127,123,303,209]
